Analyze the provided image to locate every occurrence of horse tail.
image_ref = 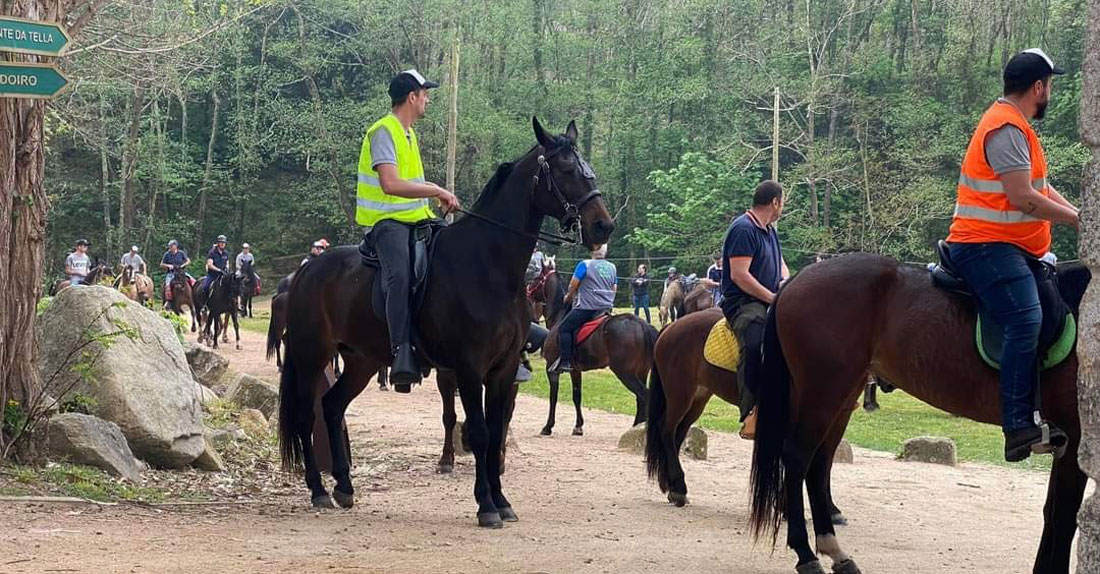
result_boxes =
[749,292,792,543]
[644,351,669,490]
[266,294,285,362]
[278,351,305,472]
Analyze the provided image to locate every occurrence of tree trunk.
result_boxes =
[193,90,220,254]
[1075,1,1100,568]
[0,0,68,455]
[143,99,166,255]
[99,91,113,256]
[119,82,145,246]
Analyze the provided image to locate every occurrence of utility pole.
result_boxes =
[772,86,780,181]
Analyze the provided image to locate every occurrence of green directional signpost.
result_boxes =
[0,17,70,100]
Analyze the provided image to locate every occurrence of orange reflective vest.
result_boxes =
[947,100,1051,257]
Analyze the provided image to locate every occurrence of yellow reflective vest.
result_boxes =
[356,113,436,227]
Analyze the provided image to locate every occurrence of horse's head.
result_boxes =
[122,264,135,283]
[241,259,253,275]
[543,254,556,272]
[531,117,614,249]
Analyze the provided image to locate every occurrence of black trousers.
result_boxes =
[370,219,416,349]
[557,308,603,365]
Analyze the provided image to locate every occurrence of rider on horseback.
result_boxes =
[719,180,788,440]
[160,240,193,298]
[65,239,91,286]
[120,245,146,275]
[945,49,1079,462]
[300,240,325,267]
[550,244,617,373]
[357,69,460,392]
[201,235,230,297]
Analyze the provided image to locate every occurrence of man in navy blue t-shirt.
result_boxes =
[719,180,788,439]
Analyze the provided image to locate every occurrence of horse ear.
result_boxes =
[532,116,552,148]
[565,120,578,144]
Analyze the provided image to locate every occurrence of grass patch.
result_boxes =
[519,356,1049,471]
[239,311,270,336]
[1,463,167,502]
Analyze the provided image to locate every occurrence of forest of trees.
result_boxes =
[44,0,1091,279]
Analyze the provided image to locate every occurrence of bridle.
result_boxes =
[454,143,601,246]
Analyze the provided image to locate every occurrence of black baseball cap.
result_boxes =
[388,69,439,101]
[1004,48,1065,89]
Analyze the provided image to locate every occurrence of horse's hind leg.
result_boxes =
[322,351,376,508]
[806,403,861,573]
[540,369,561,436]
[610,365,647,427]
[1033,437,1085,574]
[231,311,241,350]
[221,315,230,343]
[437,371,457,474]
[570,369,584,436]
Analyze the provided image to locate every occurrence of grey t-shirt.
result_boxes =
[984,100,1031,175]
[120,253,145,270]
[574,259,618,311]
[370,128,400,168]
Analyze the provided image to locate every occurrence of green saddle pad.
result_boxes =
[976,313,1076,371]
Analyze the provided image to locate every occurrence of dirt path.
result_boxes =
[0,327,1081,573]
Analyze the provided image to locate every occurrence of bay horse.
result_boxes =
[267,291,378,385]
[749,253,1090,574]
[682,283,714,315]
[277,118,613,526]
[238,259,258,318]
[51,259,114,295]
[165,270,198,333]
[538,267,657,436]
[194,271,242,350]
[643,307,847,525]
[526,255,557,323]
[116,264,154,307]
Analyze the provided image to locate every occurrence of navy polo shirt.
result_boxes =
[719,212,782,313]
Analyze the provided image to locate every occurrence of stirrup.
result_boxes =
[1030,412,1068,458]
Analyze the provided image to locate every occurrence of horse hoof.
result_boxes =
[830,512,848,526]
[235,344,241,350]
[437,463,454,474]
[499,507,518,522]
[333,489,354,509]
[311,495,336,509]
[668,492,688,507]
[539,427,552,436]
[862,403,878,413]
[831,559,861,574]
[795,560,827,574]
[477,512,504,529]
[572,427,584,436]
[379,385,389,392]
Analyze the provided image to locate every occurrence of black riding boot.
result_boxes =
[1004,423,1068,462]
[391,345,420,393]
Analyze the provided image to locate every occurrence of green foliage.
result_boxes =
[36,297,53,316]
[3,400,26,439]
[160,310,190,344]
[58,394,98,415]
[11,463,166,502]
[42,0,1090,284]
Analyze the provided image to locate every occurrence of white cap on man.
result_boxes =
[242,243,251,249]
[131,245,139,252]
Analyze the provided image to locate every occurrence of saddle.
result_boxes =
[164,276,195,301]
[576,314,610,345]
[358,219,447,324]
[929,240,1075,371]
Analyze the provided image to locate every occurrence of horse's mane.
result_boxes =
[469,136,572,213]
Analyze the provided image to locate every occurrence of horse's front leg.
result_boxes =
[484,362,518,523]
[454,365,501,528]
[570,369,584,436]
[437,371,457,474]
[1033,439,1086,574]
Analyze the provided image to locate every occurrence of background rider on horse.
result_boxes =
[201,235,230,297]
[64,239,92,286]
[550,243,617,373]
[719,180,788,440]
[120,245,147,275]
[356,69,459,391]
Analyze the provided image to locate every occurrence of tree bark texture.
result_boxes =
[0,0,63,453]
[1076,1,1100,569]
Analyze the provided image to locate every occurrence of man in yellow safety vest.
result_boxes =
[357,69,460,392]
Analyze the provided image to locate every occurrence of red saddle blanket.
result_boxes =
[576,315,610,345]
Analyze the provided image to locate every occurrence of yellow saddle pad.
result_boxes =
[703,318,741,372]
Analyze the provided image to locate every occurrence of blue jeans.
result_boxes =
[633,293,651,322]
[949,242,1042,432]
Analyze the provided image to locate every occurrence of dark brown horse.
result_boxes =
[194,272,242,349]
[539,267,657,435]
[276,119,613,527]
[749,254,1090,574]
